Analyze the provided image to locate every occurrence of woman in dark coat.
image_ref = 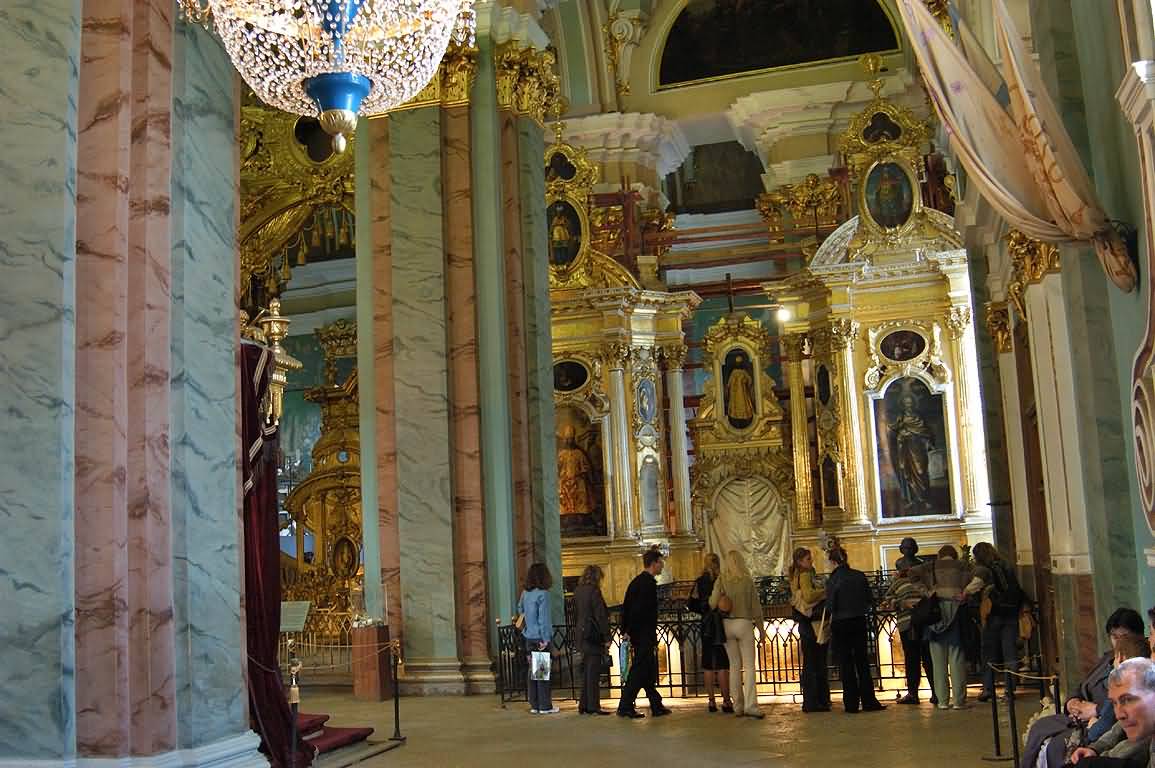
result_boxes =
[573,564,611,715]
[689,553,732,712]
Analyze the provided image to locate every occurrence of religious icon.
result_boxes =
[554,360,589,393]
[546,151,577,182]
[722,348,756,429]
[879,330,926,362]
[548,201,582,266]
[863,111,902,144]
[637,379,656,424]
[874,377,951,518]
[864,161,914,230]
[555,408,606,536]
[332,536,359,578]
[821,455,840,507]
[816,364,831,406]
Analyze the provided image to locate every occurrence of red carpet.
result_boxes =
[296,712,373,756]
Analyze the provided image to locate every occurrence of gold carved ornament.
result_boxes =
[1006,229,1061,317]
[316,318,357,385]
[659,343,688,370]
[984,302,1012,354]
[690,447,795,514]
[756,174,846,238]
[384,43,479,111]
[603,10,645,98]
[495,44,560,125]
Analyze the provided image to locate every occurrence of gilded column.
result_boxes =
[604,342,637,536]
[830,319,869,525]
[661,344,693,534]
[782,333,816,528]
[946,306,982,513]
[440,49,492,691]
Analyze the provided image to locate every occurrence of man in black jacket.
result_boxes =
[617,549,672,719]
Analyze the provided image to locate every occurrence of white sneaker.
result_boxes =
[530,709,540,714]
[540,707,560,714]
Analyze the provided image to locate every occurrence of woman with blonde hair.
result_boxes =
[573,564,611,715]
[710,551,764,718]
[688,553,732,712]
[789,546,831,712]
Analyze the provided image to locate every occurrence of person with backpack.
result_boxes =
[972,542,1025,702]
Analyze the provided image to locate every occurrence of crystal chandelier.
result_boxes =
[183,0,475,152]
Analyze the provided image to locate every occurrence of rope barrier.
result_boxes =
[986,663,1058,683]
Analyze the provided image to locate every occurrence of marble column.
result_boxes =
[170,20,259,760]
[443,102,492,690]
[499,108,535,581]
[473,36,519,640]
[390,107,464,692]
[990,307,1034,569]
[662,345,693,534]
[0,0,80,758]
[518,117,562,615]
[782,333,816,528]
[605,346,637,536]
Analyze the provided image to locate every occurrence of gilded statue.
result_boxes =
[557,424,595,517]
[725,354,756,426]
[889,395,933,509]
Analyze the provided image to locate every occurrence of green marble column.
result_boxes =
[517,117,563,616]
[390,107,464,692]
[473,37,519,645]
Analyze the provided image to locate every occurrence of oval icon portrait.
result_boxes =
[864,161,914,230]
[548,200,582,267]
[636,379,656,424]
[554,360,589,393]
[879,330,926,362]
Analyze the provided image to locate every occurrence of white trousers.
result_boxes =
[723,617,760,715]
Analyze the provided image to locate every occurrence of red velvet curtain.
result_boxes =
[241,342,315,767]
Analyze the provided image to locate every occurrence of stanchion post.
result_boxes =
[496,619,506,709]
[1006,671,1021,767]
[1053,676,1061,715]
[288,643,301,768]
[390,641,406,743]
[982,663,1011,762]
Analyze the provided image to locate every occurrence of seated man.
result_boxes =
[1070,656,1155,767]
[1022,608,1146,768]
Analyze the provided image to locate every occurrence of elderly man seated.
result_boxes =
[1069,656,1155,767]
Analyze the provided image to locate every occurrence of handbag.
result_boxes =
[911,562,942,631]
[815,607,832,646]
[513,613,526,632]
[530,650,552,681]
[702,609,727,647]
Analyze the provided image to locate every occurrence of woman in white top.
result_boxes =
[710,551,764,719]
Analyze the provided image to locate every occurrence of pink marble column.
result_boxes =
[369,117,404,635]
[442,104,490,686]
[500,110,535,580]
[73,0,177,756]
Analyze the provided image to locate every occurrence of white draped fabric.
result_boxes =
[706,477,791,577]
[895,0,1137,292]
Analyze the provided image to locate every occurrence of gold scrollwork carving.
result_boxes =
[495,44,559,125]
[756,174,845,237]
[1006,230,1061,316]
[828,319,861,352]
[659,344,688,369]
[945,306,972,340]
[600,341,632,367]
[690,447,795,514]
[780,333,807,363]
[985,302,1012,354]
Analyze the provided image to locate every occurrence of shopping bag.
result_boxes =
[531,650,552,681]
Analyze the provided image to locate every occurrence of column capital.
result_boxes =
[828,319,860,351]
[780,332,807,362]
[494,43,559,125]
[600,341,632,367]
[945,305,972,340]
[1006,229,1060,316]
[659,343,688,369]
[984,301,1012,353]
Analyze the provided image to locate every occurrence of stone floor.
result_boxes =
[303,689,1041,767]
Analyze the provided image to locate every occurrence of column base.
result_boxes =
[460,657,497,695]
[1,732,267,768]
[399,657,467,695]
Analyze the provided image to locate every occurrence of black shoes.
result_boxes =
[617,709,645,719]
[651,706,672,717]
[802,704,831,713]
[708,701,718,712]
[721,703,735,714]
[897,694,920,705]
[862,702,887,712]
[977,691,993,703]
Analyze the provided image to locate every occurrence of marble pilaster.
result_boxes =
[390,107,464,691]
[517,118,562,615]
[782,334,816,528]
[443,103,492,689]
[662,348,693,534]
[473,37,519,638]
[170,20,253,752]
[0,0,80,758]
[606,354,635,537]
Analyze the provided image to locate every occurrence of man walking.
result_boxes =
[617,549,672,719]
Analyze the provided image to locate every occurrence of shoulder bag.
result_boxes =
[910,563,942,631]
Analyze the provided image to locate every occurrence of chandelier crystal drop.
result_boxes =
[186,0,475,151]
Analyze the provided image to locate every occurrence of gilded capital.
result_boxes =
[659,344,688,369]
[601,341,632,367]
[984,301,1012,354]
[946,306,972,340]
[1007,229,1060,316]
[828,319,860,351]
[780,333,807,363]
[494,44,559,125]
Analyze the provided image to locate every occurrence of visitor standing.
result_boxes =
[788,547,831,713]
[573,564,611,715]
[912,545,975,710]
[518,562,559,714]
[886,556,936,705]
[710,551,764,719]
[618,549,672,719]
[973,542,1025,702]
[688,553,732,713]
[825,546,886,714]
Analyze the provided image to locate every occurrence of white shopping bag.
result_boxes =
[530,650,552,681]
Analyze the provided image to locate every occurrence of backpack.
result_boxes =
[988,561,1024,611]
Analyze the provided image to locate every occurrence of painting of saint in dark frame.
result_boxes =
[879,330,926,362]
[864,161,914,230]
[721,347,757,429]
[874,377,951,518]
[556,406,607,537]
[548,200,582,267]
